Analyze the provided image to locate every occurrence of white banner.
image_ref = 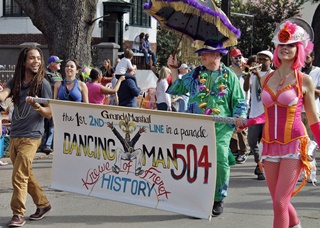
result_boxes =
[49,100,216,219]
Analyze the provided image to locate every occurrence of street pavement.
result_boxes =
[0,153,319,228]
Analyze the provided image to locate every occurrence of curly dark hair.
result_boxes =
[11,46,46,106]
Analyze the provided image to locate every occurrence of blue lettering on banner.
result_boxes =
[149,124,164,133]
[101,174,155,197]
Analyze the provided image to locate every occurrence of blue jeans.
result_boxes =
[143,50,156,65]
[40,119,54,149]
[178,95,189,112]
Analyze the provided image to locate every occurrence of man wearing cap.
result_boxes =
[47,56,63,83]
[229,48,245,76]
[229,48,250,164]
[167,39,247,216]
[38,55,63,154]
[243,50,274,180]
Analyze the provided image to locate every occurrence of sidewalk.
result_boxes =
[0,153,319,228]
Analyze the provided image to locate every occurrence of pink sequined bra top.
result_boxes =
[260,70,306,144]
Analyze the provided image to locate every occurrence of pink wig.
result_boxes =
[273,41,314,70]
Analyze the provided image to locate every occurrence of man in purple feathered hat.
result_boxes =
[167,39,247,216]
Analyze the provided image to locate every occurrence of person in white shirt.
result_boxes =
[243,50,274,180]
[156,66,171,111]
[301,51,320,134]
[114,49,136,76]
[132,33,144,53]
[300,51,320,184]
[177,63,190,112]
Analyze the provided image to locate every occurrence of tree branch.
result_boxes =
[89,14,110,25]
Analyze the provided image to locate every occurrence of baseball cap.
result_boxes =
[179,63,190,70]
[230,48,242,57]
[257,50,273,60]
[48,55,63,64]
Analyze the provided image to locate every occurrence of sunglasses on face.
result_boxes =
[258,58,270,61]
[279,43,296,48]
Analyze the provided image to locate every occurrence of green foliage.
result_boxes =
[229,0,308,57]
[156,26,180,68]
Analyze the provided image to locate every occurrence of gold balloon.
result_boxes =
[200,78,207,84]
[212,108,221,114]
[198,102,207,109]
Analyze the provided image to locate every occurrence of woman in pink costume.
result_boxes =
[237,18,320,228]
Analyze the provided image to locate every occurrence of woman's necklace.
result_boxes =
[65,78,76,85]
[276,70,293,92]
[63,78,76,99]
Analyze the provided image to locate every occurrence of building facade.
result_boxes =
[0,0,157,67]
[0,0,318,67]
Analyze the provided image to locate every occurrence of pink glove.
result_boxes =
[238,113,266,130]
[310,122,320,147]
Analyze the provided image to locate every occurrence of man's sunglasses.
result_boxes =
[258,58,270,61]
[232,56,242,60]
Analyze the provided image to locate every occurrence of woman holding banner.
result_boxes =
[237,19,320,228]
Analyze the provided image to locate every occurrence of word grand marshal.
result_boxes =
[101,110,151,123]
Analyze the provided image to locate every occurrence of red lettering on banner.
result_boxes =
[82,161,111,189]
[140,167,171,199]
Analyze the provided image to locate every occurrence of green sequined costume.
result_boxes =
[167,64,247,202]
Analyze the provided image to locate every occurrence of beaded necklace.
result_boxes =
[63,78,76,100]
[14,103,31,120]
[65,78,76,85]
[197,64,228,115]
[14,81,32,120]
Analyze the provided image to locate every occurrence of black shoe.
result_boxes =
[43,147,53,155]
[212,201,224,216]
[8,215,25,227]
[254,165,261,175]
[29,204,51,220]
[257,173,266,180]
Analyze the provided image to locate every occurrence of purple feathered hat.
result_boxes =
[195,39,229,56]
